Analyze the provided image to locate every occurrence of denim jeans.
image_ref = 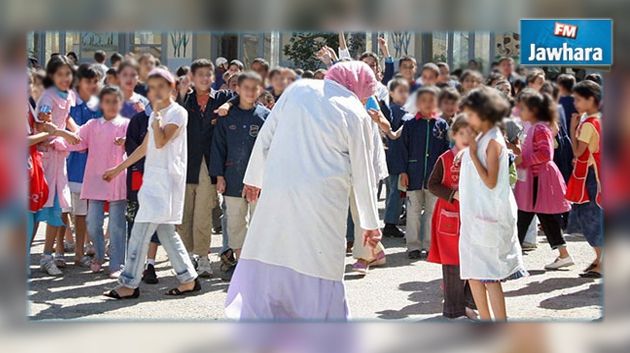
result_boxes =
[119,222,197,288]
[384,174,403,225]
[405,189,437,251]
[87,200,127,271]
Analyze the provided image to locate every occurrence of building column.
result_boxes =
[468,32,475,62]
[270,31,280,68]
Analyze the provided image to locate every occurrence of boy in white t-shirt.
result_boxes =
[101,68,199,299]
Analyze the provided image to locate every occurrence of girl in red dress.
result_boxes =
[427,115,477,319]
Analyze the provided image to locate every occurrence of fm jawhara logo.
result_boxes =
[521,19,612,67]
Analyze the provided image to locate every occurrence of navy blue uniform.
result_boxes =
[210,104,270,197]
[395,114,450,191]
[384,103,408,173]
[181,88,235,184]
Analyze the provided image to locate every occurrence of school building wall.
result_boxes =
[28,31,520,74]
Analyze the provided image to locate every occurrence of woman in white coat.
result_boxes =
[225,61,382,320]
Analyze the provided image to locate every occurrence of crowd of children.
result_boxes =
[26,33,604,320]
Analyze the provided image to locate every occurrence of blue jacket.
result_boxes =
[67,96,101,184]
[395,114,450,190]
[180,88,235,184]
[385,102,407,174]
[210,104,270,197]
[554,104,574,183]
[558,95,577,134]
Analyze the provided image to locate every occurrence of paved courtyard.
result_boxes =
[28,196,602,321]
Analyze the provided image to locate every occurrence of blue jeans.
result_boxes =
[573,168,603,247]
[87,200,127,271]
[119,222,197,288]
[384,174,403,225]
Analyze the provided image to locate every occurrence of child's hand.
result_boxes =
[367,109,391,133]
[114,137,126,146]
[362,229,382,249]
[57,130,80,145]
[151,114,162,130]
[315,47,332,66]
[400,173,409,188]
[42,121,58,134]
[216,176,226,194]
[377,36,390,57]
[469,136,478,155]
[133,101,146,113]
[453,191,459,201]
[103,166,121,182]
[242,184,261,203]
[570,112,580,135]
[38,111,52,123]
[214,102,231,117]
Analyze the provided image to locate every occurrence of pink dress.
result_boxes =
[514,122,571,214]
[36,88,76,209]
[56,116,129,201]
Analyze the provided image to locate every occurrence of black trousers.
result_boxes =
[517,211,566,249]
[517,176,566,249]
[442,265,476,318]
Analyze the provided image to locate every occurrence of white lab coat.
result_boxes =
[135,102,188,224]
[240,79,381,282]
[458,127,525,280]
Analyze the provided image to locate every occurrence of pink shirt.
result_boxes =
[36,88,76,208]
[514,122,571,214]
[60,116,129,201]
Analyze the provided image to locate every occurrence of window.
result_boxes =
[133,32,162,59]
[452,32,471,70]
[241,33,261,68]
[432,32,448,63]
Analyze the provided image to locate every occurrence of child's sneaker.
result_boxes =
[63,241,75,253]
[197,257,214,278]
[85,244,96,256]
[75,255,93,268]
[522,242,538,251]
[544,256,574,270]
[40,255,63,276]
[54,254,66,268]
[90,260,102,273]
[142,264,159,284]
[109,270,122,279]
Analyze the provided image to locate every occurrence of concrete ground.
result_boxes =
[27,195,602,321]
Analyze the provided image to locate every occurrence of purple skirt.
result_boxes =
[225,258,349,321]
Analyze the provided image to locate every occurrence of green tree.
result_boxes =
[283,32,367,71]
[283,32,338,70]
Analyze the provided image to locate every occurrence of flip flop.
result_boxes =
[579,270,602,279]
[165,278,201,296]
[103,287,140,300]
[583,262,598,273]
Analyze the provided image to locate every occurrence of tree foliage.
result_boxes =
[283,32,367,71]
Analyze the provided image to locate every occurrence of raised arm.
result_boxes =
[338,32,351,59]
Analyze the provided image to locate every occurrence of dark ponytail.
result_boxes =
[518,88,559,132]
[43,55,75,88]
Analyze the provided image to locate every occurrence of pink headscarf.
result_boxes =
[324,61,377,101]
